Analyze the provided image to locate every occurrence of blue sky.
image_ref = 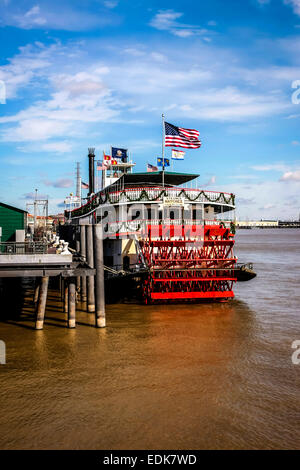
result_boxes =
[0,0,300,219]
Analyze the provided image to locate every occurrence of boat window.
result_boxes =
[132,210,141,221]
[123,256,130,271]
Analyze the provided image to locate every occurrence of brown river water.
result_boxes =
[0,229,299,450]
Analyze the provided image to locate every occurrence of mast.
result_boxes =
[76,162,81,205]
[88,148,95,197]
[162,113,165,188]
[33,188,38,234]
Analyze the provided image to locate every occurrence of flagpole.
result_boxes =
[102,151,105,190]
[162,113,165,188]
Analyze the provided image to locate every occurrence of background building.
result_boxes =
[0,202,27,242]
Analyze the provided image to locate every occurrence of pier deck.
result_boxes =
[0,254,95,277]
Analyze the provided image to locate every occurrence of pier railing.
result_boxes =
[0,241,48,255]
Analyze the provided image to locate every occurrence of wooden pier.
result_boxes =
[0,224,105,330]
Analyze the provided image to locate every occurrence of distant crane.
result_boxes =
[26,189,49,235]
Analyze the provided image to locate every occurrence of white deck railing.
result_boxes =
[106,218,233,235]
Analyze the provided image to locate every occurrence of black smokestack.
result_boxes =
[88,148,95,196]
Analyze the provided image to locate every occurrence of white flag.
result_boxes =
[171,149,185,160]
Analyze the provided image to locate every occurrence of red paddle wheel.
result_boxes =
[139,224,237,303]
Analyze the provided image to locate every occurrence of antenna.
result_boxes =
[76,162,81,204]
[88,148,96,196]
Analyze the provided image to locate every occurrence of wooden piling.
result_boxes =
[35,276,49,330]
[68,279,76,328]
[64,279,69,313]
[76,234,81,299]
[93,225,106,328]
[80,225,87,302]
[60,276,64,300]
[86,224,95,313]
[33,278,40,305]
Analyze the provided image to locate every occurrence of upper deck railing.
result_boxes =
[105,218,235,236]
[69,186,235,219]
[0,241,48,255]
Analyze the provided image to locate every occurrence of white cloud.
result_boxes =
[52,72,107,97]
[14,5,47,28]
[41,141,73,153]
[175,86,289,121]
[0,38,297,151]
[0,42,54,98]
[251,164,289,171]
[124,48,145,57]
[2,118,73,142]
[284,0,300,16]
[43,178,73,188]
[221,180,300,219]
[150,52,166,62]
[17,141,73,154]
[150,9,209,38]
[150,10,183,30]
[104,0,118,8]
[280,170,300,181]
[202,175,216,187]
[261,204,276,210]
[0,47,120,144]
[0,2,116,31]
[286,113,300,119]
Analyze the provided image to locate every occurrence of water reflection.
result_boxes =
[0,230,300,449]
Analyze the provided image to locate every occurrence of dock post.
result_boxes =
[68,279,76,328]
[59,276,62,299]
[93,224,106,328]
[76,232,81,300]
[35,276,49,330]
[80,225,87,303]
[33,278,40,305]
[86,224,95,313]
[60,276,64,300]
[64,279,69,313]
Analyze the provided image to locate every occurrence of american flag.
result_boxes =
[147,163,158,172]
[97,161,108,170]
[165,122,201,149]
[81,182,89,189]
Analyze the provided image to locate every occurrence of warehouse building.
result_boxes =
[0,202,27,242]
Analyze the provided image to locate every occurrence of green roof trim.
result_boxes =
[0,202,27,214]
[118,171,200,188]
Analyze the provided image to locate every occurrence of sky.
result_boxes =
[0,0,300,219]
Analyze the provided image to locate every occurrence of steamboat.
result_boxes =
[66,147,255,304]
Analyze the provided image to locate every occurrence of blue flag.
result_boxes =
[112,147,128,162]
[157,157,170,167]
